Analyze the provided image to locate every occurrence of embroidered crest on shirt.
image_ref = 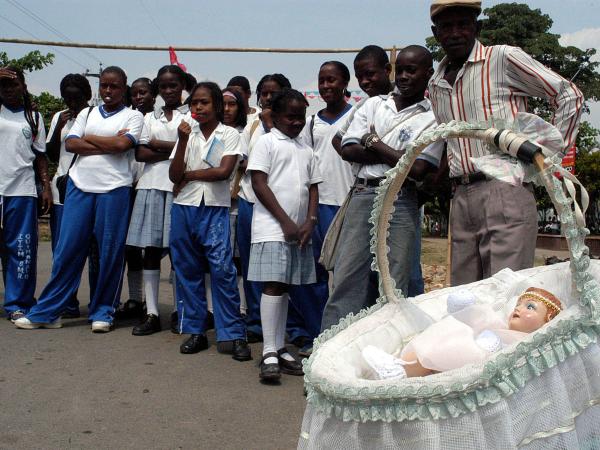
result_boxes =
[397,127,412,144]
[21,126,32,140]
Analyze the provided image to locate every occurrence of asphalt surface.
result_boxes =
[0,242,306,450]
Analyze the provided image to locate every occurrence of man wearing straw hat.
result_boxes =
[428,0,584,285]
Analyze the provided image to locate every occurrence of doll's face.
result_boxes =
[508,298,549,333]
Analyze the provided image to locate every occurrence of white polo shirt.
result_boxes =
[136,105,188,192]
[238,118,268,204]
[66,105,144,193]
[248,128,322,243]
[301,105,354,206]
[170,120,242,208]
[342,96,444,179]
[0,105,46,197]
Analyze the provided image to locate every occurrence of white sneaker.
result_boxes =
[14,317,63,329]
[91,321,112,333]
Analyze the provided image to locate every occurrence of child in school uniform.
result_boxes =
[0,66,49,322]
[169,81,251,361]
[15,66,144,332]
[126,66,192,336]
[247,88,322,382]
[46,73,93,319]
[234,74,291,343]
[288,61,356,356]
[114,76,156,320]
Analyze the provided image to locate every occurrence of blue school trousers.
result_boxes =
[235,197,263,335]
[170,201,246,341]
[26,180,130,323]
[50,203,90,315]
[288,204,338,341]
[0,195,37,314]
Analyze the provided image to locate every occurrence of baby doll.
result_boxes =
[363,287,563,380]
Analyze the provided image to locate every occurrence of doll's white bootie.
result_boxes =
[362,345,407,380]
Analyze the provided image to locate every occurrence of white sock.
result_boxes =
[171,271,177,312]
[128,270,143,302]
[143,270,160,316]
[260,294,283,364]
[276,293,294,361]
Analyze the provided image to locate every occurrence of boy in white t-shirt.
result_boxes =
[321,46,445,332]
[247,88,322,382]
[0,66,48,322]
[16,66,144,332]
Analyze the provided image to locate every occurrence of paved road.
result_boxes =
[0,242,306,450]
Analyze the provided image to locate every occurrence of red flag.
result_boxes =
[562,143,576,175]
[169,47,187,72]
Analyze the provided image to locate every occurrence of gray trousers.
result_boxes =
[450,179,537,286]
[320,185,418,332]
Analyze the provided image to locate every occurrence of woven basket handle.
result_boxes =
[373,123,600,319]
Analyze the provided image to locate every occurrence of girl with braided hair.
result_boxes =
[0,66,50,322]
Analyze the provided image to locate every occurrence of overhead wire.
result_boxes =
[139,0,170,46]
[4,0,102,66]
[0,13,89,71]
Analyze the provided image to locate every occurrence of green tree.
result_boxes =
[0,50,54,72]
[32,91,65,130]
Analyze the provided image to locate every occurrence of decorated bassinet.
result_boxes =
[299,121,600,450]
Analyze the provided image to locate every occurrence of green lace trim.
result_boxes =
[303,121,600,423]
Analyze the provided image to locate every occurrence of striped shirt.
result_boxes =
[428,40,584,177]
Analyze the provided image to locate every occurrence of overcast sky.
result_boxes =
[2,0,599,126]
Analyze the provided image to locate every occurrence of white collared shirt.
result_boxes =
[238,118,268,203]
[342,96,444,179]
[301,105,355,206]
[136,105,189,192]
[428,40,583,178]
[0,106,46,197]
[67,105,144,193]
[170,120,242,208]
[248,127,322,243]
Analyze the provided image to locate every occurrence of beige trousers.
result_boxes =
[450,179,537,286]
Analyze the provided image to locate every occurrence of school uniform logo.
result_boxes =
[22,127,32,139]
[397,127,412,144]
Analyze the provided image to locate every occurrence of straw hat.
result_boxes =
[430,0,482,19]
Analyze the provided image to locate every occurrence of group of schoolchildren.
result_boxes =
[0,43,440,382]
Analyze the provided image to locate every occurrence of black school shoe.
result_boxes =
[132,314,161,336]
[180,334,209,354]
[114,299,144,320]
[231,339,252,361]
[259,352,281,382]
[277,348,304,376]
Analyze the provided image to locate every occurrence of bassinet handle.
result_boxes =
[373,121,600,319]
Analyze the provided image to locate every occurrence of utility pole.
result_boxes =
[84,63,103,105]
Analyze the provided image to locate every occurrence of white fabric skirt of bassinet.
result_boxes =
[298,262,600,450]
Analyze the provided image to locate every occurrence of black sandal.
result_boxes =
[259,352,281,382]
[277,348,303,376]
